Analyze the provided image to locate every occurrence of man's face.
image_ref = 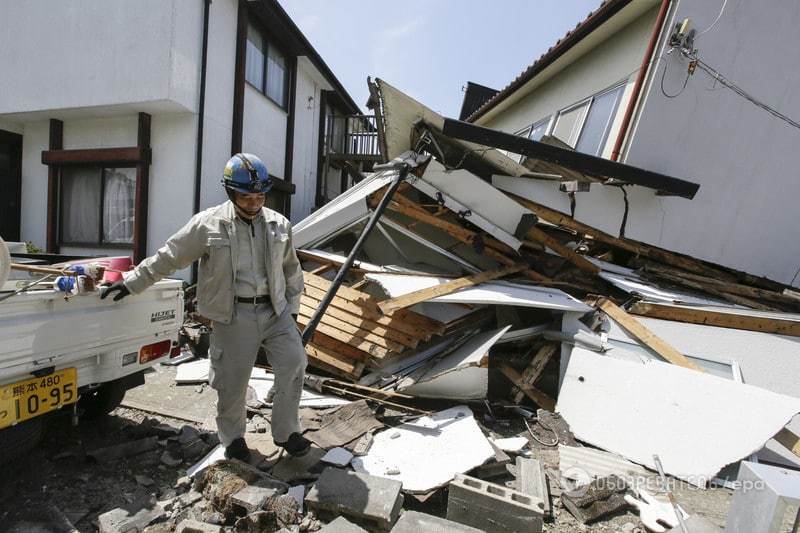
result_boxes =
[233,191,266,217]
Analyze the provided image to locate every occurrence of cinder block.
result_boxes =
[97,502,165,533]
[318,516,369,533]
[306,467,403,530]
[391,510,483,533]
[230,485,278,512]
[175,519,223,533]
[447,473,544,533]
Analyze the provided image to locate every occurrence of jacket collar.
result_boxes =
[220,200,281,226]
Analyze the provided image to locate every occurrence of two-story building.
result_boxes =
[0,0,376,271]
[462,0,800,287]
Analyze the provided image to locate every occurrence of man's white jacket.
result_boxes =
[124,201,303,324]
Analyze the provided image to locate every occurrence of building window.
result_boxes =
[551,83,626,156]
[528,117,551,143]
[552,100,591,148]
[574,84,625,156]
[246,23,289,108]
[60,167,136,246]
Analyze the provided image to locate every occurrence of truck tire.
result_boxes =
[78,380,128,419]
[0,417,44,464]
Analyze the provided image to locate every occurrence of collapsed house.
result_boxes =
[268,78,800,529]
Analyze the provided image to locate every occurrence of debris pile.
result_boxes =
[159,79,800,531]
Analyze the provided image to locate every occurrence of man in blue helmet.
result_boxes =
[102,153,310,460]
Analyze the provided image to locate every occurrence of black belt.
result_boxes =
[236,295,270,304]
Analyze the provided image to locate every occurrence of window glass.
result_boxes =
[61,167,101,244]
[60,166,136,245]
[245,24,265,91]
[266,44,287,107]
[552,100,590,147]
[575,85,625,156]
[102,168,136,244]
[528,117,550,142]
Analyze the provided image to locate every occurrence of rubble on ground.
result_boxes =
[21,79,798,532]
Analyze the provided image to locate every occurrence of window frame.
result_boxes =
[573,83,626,156]
[58,165,138,249]
[245,23,291,110]
[548,82,627,154]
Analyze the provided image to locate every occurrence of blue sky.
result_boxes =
[281,0,602,116]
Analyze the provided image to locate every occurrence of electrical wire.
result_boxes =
[696,0,728,38]
[692,57,800,131]
[659,54,691,98]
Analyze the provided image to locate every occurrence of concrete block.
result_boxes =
[174,519,223,533]
[724,461,800,533]
[230,485,278,512]
[446,473,543,533]
[97,502,165,533]
[391,510,483,532]
[560,474,628,524]
[306,467,403,530]
[514,457,550,517]
[318,516,369,532]
[447,474,544,533]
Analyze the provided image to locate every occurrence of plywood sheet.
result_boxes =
[557,348,800,486]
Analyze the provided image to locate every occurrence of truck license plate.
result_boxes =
[0,368,78,429]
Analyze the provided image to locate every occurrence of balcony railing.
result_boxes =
[326,114,383,162]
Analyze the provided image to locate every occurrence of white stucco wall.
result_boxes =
[290,62,325,222]
[620,0,800,285]
[18,121,49,249]
[198,0,239,212]
[0,0,200,116]
[242,85,288,179]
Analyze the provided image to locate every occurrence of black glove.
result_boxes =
[100,281,131,302]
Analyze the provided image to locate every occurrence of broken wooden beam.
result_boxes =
[628,301,800,338]
[377,263,527,314]
[524,226,600,275]
[500,364,556,411]
[513,343,558,404]
[595,298,702,371]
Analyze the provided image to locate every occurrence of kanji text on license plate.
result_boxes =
[0,368,77,429]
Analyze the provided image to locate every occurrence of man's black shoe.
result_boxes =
[275,432,311,457]
[224,437,251,461]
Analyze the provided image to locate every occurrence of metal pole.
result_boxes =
[301,165,408,346]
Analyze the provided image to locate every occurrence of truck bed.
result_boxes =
[0,279,184,388]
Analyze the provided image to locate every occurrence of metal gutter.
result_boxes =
[610,0,671,161]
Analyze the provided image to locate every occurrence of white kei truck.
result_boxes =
[0,241,184,462]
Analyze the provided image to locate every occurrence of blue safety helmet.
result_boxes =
[222,153,272,194]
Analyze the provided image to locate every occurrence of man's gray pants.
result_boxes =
[209,302,307,447]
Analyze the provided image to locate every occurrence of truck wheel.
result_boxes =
[0,417,44,464]
[78,380,127,419]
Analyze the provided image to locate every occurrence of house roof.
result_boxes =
[250,0,361,114]
[458,82,499,121]
[466,0,634,123]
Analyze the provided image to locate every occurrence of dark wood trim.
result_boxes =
[0,129,23,241]
[441,118,700,199]
[42,146,149,166]
[315,90,328,207]
[231,0,248,156]
[269,174,296,194]
[134,112,152,263]
[282,54,298,218]
[46,119,63,253]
